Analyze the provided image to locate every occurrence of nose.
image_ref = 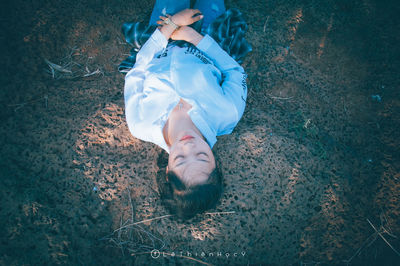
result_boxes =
[184,140,195,146]
[180,141,196,153]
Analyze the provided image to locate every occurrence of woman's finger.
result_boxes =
[190,10,202,19]
[191,9,201,15]
[192,14,203,22]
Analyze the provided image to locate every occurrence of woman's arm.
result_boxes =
[124,28,169,143]
[134,9,203,71]
[172,26,248,120]
[132,29,168,71]
[158,8,203,40]
[125,17,182,98]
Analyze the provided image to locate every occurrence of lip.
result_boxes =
[180,135,194,141]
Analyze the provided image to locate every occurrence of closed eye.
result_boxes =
[174,152,210,167]
[197,152,209,158]
[174,155,184,162]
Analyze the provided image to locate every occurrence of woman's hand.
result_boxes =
[170,26,204,45]
[158,9,203,26]
[156,9,203,44]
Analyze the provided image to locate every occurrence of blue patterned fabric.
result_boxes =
[119,8,252,73]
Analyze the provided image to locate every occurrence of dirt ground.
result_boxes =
[1,0,399,265]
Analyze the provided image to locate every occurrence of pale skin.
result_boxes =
[157,9,216,186]
[157,9,205,45]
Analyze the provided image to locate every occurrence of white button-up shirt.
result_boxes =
[124,29,247,153]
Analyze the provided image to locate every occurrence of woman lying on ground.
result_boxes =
[121,0,251,219]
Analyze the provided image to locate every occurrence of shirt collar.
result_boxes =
[188,107,217,149]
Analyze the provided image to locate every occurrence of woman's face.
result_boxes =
[167,130,215,186]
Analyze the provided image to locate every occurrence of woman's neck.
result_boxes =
[163,99,203,147]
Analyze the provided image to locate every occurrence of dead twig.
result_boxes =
[303,119,311,129]
[44,47,103,79]
[99,189,167,256]
[204,211,235,215]
[366,218,400,256]
[8,96,48,112]
[263,16,270,32]
[113,214,173,234]
[380,211,397,238]
[127,188,135,240]
[343,232,378,264]
[83,69,103,77]
[101,187,235,259]
[114,210,235,233]
[344,214,400,264]
[267,94,294,100]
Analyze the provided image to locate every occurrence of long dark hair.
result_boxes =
[156,151,223,220]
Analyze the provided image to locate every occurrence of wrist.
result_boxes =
[186,30,203,46]
[164,16,180,30]
[159,23,177,40]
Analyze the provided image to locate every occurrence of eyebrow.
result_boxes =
[175,152,210,167]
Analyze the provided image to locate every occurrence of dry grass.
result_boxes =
[99,189,167,256]
[99,189,236,264]
[343,211,400,264]
[8,95,49,112]
[44,47,103,79]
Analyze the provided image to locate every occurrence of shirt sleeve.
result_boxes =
[196,34,248,121]
[133,28,168,69]
[125,28,168,97]
[124,29,168,143]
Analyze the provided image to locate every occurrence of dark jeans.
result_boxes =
[149,0,226,30]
